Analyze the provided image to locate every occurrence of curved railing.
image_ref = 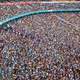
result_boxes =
[0,9,80,29]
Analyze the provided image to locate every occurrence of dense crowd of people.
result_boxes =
[0,3,80,80]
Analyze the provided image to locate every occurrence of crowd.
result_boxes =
[0,3,80,80]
